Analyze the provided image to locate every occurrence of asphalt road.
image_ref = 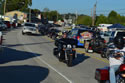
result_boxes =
[0,28,108,83]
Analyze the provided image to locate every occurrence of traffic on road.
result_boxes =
[0,20,125,83]
[0,0,125,83]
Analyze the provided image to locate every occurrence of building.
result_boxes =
[5,10,27,23]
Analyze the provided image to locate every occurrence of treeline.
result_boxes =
[77,10,125,26]
[1,0,125,26]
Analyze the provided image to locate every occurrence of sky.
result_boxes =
[31,0,125,16]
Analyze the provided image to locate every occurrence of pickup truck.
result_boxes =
[0,31,3,51]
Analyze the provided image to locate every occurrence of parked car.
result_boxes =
[0,31,3,51]
[67,28,95,47]
[109,29,125,42]
[22,22,38,35]
[100,31,112,43]
[12,22,16,28]
[0,21,7,30]
[3,21,11,29]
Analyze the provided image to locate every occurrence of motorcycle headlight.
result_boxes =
[121,74,125,77]
[63,45,66,48]
[67,44,72,48]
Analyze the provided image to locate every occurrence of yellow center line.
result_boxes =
[76,49,109,64]
[43,36,54,42]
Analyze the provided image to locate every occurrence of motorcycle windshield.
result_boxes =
[59,38,77,45]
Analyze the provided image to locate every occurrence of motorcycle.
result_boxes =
[101,42,115,59]
[53,38,77,67]
[95,50,125,83]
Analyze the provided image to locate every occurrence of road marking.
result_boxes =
[76,49,109,64]
[43,36,54,42]
[18,31,72,83]
[25,46,72,83]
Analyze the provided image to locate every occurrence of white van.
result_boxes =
[98,24,112,32]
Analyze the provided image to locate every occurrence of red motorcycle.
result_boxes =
[95,50,125,83]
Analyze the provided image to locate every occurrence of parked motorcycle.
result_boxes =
[95,50,125,83]
[53,38,77,67]
[89,34,106,53]
[101,42,114,59]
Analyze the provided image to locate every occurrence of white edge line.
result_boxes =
[18,31,72,83]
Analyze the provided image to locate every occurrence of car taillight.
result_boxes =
[8,23,11,27]
[123,37,125,40]
[89,46,92,50]
[104,40,106,43]
[0,36,3,45]
[77,36,80,40]
[73,36,76,39]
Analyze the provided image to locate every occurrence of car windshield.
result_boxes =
[117,32,125,37]
[103,31,112,36]
[25,23,36,27]
[111,31,115,37]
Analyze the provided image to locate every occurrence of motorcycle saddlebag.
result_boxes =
[95,67,109,81]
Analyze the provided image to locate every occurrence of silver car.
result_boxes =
[22,22,38,35]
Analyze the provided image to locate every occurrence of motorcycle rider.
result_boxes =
[55,31,68,61]
[109,36,125,83]
[62,31,67,38]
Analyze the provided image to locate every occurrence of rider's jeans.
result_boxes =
[110,65,120,83]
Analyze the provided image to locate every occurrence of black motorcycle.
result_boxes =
[53,38,77,67]
[101,42,115,59]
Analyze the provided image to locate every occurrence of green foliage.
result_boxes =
[77,15,92,26]
[96,14,108,25]
[42,8,61,21]
[108,10,118,24]
[2,0,32,12]
[96,10,125,26]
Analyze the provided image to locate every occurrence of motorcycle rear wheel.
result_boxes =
[101,51,106,58]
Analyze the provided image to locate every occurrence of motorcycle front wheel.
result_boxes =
[67,55,73,67]
[98,80,109,83]
[58,52,63,62]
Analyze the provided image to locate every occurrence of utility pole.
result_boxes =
[75,11,78,25]
[29,8,31,22]
[56,12,58,21]
[4,0,7,15]
[92,0,97,26]
[28,0,31,22]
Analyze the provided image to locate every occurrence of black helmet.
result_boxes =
[114,36,124,49]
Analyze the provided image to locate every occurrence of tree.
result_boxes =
[2,0,32,12]
[96,14,108,25]
[77,15,92,26]
[108,10,118,24]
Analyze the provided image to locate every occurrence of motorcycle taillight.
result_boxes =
[77,36,80,40]
[89,46,92,50]
[104,40,106,43]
